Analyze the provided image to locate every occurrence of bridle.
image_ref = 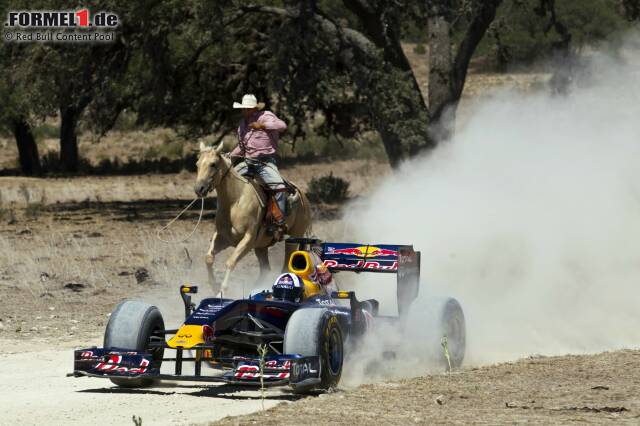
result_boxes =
[200,154,233,195]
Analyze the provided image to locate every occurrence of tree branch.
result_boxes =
[240,5,380,59]
[451,0,502,99]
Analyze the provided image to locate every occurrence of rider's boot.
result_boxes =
[269,193,287,241]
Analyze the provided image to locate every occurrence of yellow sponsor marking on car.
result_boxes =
[167,325,205,349]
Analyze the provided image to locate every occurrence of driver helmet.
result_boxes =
[272,273,304,303]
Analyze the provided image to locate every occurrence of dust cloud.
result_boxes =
[345,34,640,373]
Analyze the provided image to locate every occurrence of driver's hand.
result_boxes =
[249,122,265,130]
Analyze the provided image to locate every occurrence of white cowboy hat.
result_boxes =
[233,94,265,110]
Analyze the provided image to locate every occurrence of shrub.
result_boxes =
[113,110,138,131]
[143,140,184,161]
[25,202,43,218]
[478,0,632,69]
[0,207,16,223]
[307,173,350,204]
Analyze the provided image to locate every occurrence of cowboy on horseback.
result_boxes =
[192,94,311,296]
[231,94,288,237]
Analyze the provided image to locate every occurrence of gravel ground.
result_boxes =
[213,350,640,425]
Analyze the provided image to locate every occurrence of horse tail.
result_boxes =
[299,188,313,237]
[287,182,313,237]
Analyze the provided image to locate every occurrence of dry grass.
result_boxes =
[0,215,216,341]
[0,173,194,206]
[0,159,386,207]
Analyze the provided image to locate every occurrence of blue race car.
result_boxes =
[71,238,465,393]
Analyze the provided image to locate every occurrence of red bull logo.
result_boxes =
[326,245,398,258]
[322,259,398,271]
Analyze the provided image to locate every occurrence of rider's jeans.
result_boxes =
[234,157,286,216]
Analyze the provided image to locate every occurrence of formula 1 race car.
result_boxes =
[71,238,466,392]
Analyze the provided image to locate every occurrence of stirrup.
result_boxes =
[272,226,286,242]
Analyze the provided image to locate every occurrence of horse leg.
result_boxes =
[219,233,254,296]
[206,231,228,294]
[254,247,271,284]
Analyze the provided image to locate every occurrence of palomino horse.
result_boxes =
[194,142,312,295]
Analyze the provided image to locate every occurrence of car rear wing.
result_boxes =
[284,238,420,315]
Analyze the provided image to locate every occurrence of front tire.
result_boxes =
[104,300,165,387]
[284,308,343,393]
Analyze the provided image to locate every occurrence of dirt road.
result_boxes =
[4,340,639,426]
[0,338,298,426]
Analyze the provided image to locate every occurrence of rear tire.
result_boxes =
[104,300,165,388]
[284,308,343,393]
[407,297,466,369]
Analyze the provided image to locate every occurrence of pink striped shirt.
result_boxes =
[231,110,287,158]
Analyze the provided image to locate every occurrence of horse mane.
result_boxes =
[197,148,249,184]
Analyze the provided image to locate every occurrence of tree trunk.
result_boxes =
[59,107,79,173]
[341,0,435,167]
[427,15,453,132]
[427,0,503,141]
[371,81,436,168]
[12,117,41,176]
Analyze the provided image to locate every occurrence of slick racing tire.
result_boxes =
[408,297,466,370]
[104,300,165,388]
[284,308,343,393]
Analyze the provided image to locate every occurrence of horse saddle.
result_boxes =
[246,175,298,229]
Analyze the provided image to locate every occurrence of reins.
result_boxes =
[155,153,279,245]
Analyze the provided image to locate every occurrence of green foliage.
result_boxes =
[0,0,633,175]
[112,111,138,131]
[39,150,197,175]
[482,0,633,68]
[257,343,268,411]
[307,173,350,204]
[279,129,386,162]
[441,335,452,373]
